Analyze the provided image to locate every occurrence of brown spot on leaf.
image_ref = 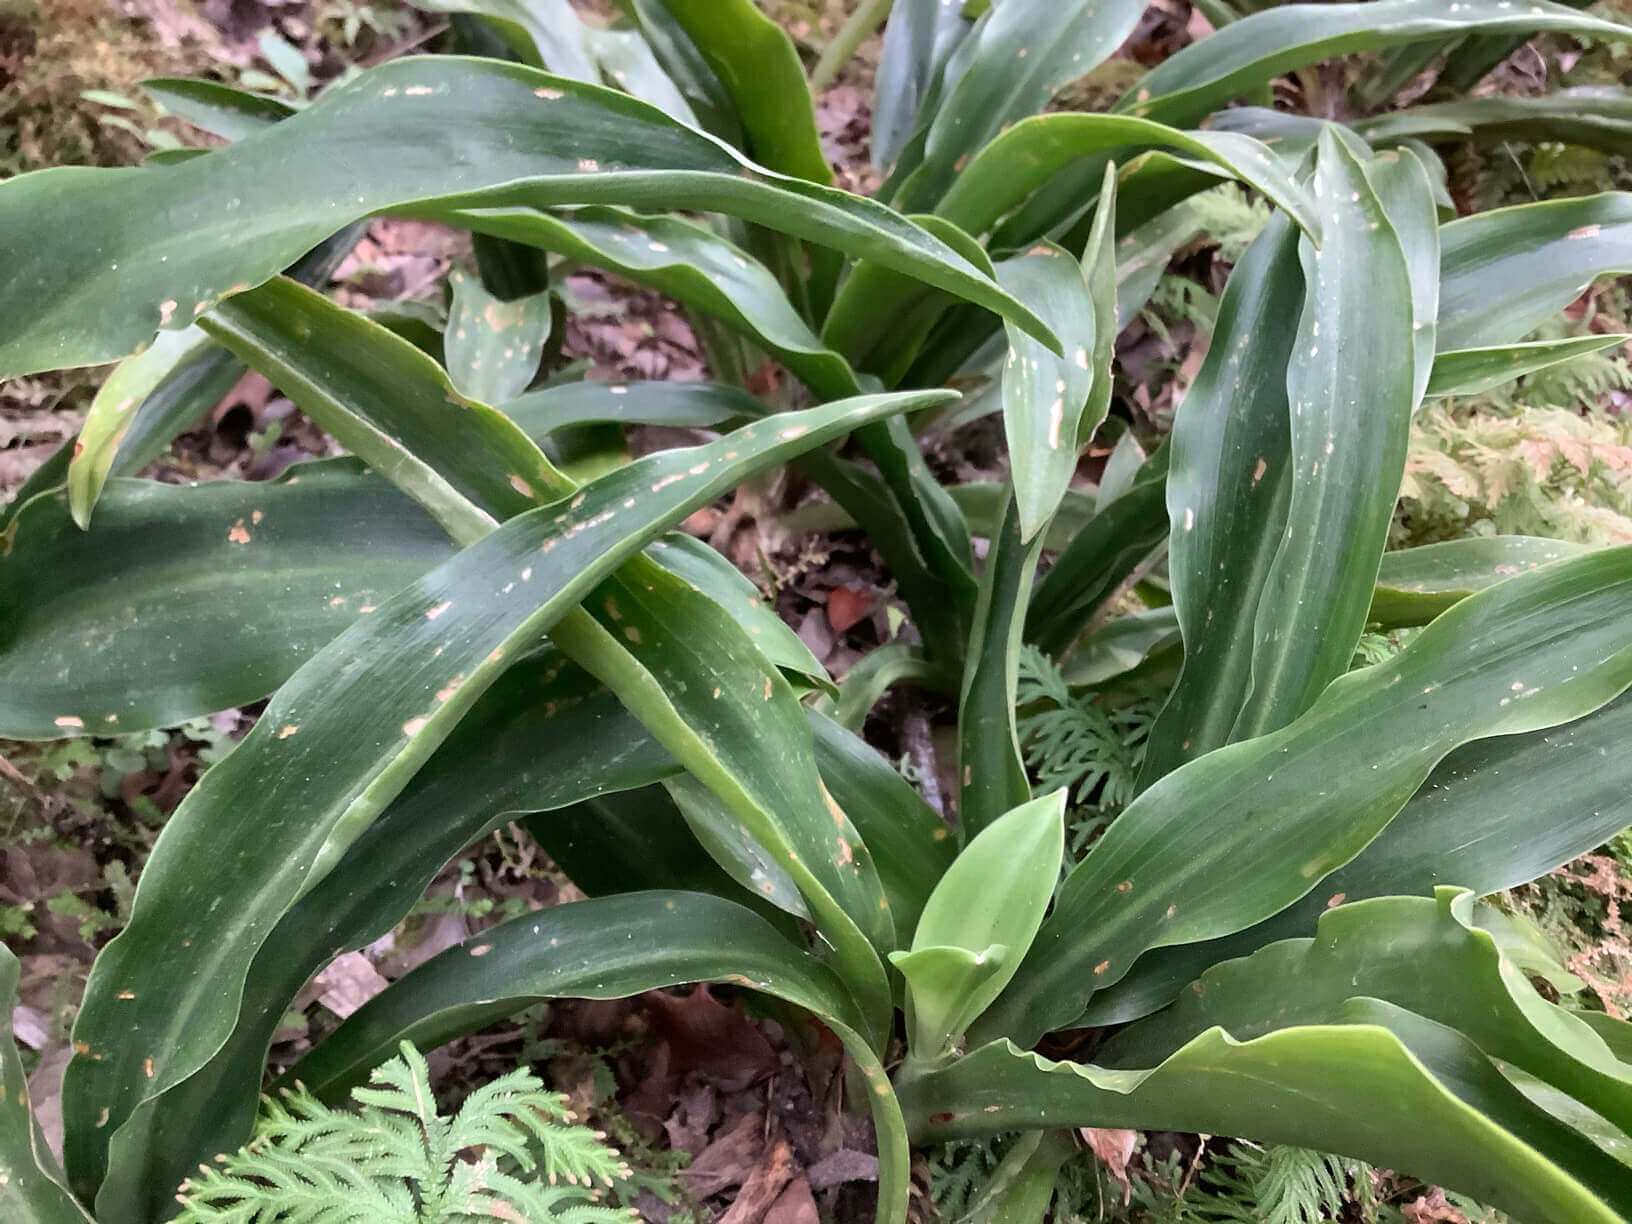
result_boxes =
[425,600,453,620]
[1326,892,1346,908]
[143,1058,154,1078]
[929,1112,958,1125]
[1093,959,1111,975]
[227,519,252,544]
[277,725,298,739]
[54,715,83,729]
[469,944,493,957]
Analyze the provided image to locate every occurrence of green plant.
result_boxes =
[6,3,1632,1224]
[174,1040,631,1223]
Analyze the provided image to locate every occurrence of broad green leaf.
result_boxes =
[1437,192,1632,352]
[285,892,913,1224]
[201,277,565,542]
[0,945,94,1223]
[143,77,295,140]
[1231,132,1416,739]
[1062,607,1184,688]
[1102,890,1632,1138]
[873,0,972,171]
[982,545,1632,1047]
[443,267,551,404]
[822,211,992,382]
[63,389,943,1204]
[92,650,679,1221]
[1082,688,1632,1028]
[934,113,1318,242]
[1363,145,1440,409]
[996,242,1094,542]
[557,560,896,1042]
[891,791,1064,1057]
[1135,218,1300,782]
[900,1012,1629,1224]
[502,378,756,435]
[1427,336,1632,399]
[647,534,829,688]
[808,710,955,937]
[886,0,1146,212]
[1025,444,1169,657]
[1358,87,1632,157]
[534,784,776,906]
[60,223,365,529]
[647,0,830,185]
[0,462,453,740]
[1119,0,1632,128]
[957,496,1044,834]
[66,328,213,529]
[1371,536,1592,628]
[0,56,1055,380]
[451,204,863,398]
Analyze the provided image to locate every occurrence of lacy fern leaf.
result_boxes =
[1016,645,1153,815]
[175,1042,634,1223]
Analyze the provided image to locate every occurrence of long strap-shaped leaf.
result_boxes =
[1231,131,1417,738]
[885,0,1146,212]
[899,1014,1629,1223]
[1102,889,1632,1138]
[61,389,944,1202]
[201,277,565,540]
[0,56,1055,380]
[90,652,678,1222]
[455,204,862,398]
[934,113,1318,241]
[1427,336,1632,400]
[554,562,897,1043]
[1437,192,1632,352]
[872,0,972,172]
[1082,688,1632,1028]
[281,892,914,1224]
[1118,0,1632,128]
[0,946,93,1223]
[1136,214,1301,783]
[1356,87,1632,158]
[0,461,455,740]
[982,545,1632,1047]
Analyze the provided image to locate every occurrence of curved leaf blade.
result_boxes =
[935,113,1318,242]
[284,892,913,1224]
[0,462,454,740]
[1231,132,1417,738]
[987,546,1632,1046]
[1121,0,1632,128]
[0,56,1055,380]
[63,389,945,1204]
[902,1016,1628,1224]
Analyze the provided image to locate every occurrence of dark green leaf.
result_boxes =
[986,546,1632,1046]
[0,56,1055,380]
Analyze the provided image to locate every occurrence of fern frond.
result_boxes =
[176,1041,636,1224]
[1016,646,1153,813]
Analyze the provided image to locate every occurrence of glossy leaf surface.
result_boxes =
[0,56,1055,380]
[987,546,1632,1046]
[64,390,943,1203]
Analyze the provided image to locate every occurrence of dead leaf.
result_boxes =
[764,1174,819,1224]
[646,987,780,1093]
[312,951,389,1019]
[683,1111,766,1198]
[1079,1127,1137,1203]
[718,1134,797,1224]
[826,585,874,633]
[1403,1188,1475,1223]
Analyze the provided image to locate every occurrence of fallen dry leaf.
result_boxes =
[718,1133,797,1224]
[826,585,874,633]
[1079,1127,1138,1203]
